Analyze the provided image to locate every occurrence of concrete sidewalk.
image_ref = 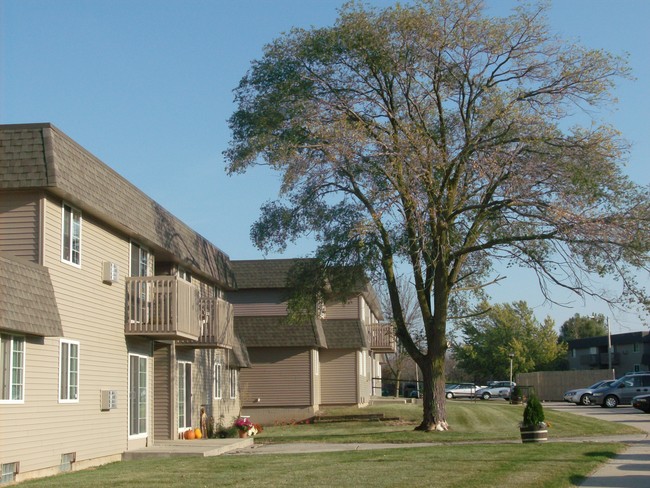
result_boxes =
[547,402,650,487]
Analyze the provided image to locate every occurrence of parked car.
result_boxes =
[590,373,650,408]
[476,381,515,400]
[445,383,479,399]
[632,394,650,413]
[563,380,616,406]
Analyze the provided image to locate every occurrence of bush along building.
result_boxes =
[0,123,249,483]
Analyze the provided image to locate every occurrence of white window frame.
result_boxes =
[313,350,319,376]
[229,368,238,399]
[61,202,81,266]
[178,361,192,431]
[214,362,222,400]
[1,334,25,403]
[128,354,148,438]
[59,339,80,403]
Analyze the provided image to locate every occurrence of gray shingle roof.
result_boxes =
[0,123,236,289]
[231,259,309,289]
[234,316,327,348]
[321,319,367,349]
[230,333,251,368]
[0,253,63,336]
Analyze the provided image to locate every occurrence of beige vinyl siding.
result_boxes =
[320,349,358,404]
[240,348,312,407]
[0,195,131,474]
[325,298,360,320]
[229,289,288,316]
[0,191,40,262]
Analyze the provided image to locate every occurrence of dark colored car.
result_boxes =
[590,373,650,408]
[632,394,650,413]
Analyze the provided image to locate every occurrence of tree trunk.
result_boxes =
[415,353,448,431]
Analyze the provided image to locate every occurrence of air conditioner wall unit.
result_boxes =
[102,261,119,284]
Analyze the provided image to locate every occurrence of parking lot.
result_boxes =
[547,401,650,428]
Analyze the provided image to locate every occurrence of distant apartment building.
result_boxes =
[0,123,248,483]
[228,259,396,424]
[567,331,650,378]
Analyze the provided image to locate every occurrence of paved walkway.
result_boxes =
[227,402,650,487]
[547,402,650,487]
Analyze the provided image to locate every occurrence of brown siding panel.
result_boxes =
[240,348,311,407]
[0,191,39,262]
[153,344,172,441]
[320,349,357,404]
[326,299,359,320]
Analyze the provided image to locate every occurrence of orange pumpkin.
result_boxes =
[184,429,195,440]
[194,428,202,439]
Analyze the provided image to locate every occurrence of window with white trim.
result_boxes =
[59,340,79,402]
[1,334,25,402]
[214,362,222,399]
[129,354,148,436]
[178,362,192,429]
[229,368,238,399]
[61,203,81,266]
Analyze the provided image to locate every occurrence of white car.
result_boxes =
[444,383,479,399]
[563,380,615,406]
[476,381,515,400]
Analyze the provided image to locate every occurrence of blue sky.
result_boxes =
[2,0,648,332]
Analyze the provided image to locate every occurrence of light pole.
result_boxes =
[508,353,514,386]
[606,316,613,379]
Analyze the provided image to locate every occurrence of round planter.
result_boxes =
[238,430,248,438]
[519,425,547,443]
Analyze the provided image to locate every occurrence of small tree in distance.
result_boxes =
[453,301,566,383]
[559,313,609,342]
[225,0,649,431]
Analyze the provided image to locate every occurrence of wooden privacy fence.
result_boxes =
[516,370,615,401]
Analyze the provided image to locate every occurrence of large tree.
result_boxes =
[558,313,608,342]
[453,301,566,382]
[225,0,649,431]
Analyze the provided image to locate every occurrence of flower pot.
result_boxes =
[238,430,247,438]
[520,425,547,443]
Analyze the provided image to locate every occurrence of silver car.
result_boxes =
[563,380,615,406]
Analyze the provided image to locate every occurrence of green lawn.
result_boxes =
[257,401,640,444]
[18,443,623,488]
[17,402,638,488]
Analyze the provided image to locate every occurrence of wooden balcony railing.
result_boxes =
[177,297,235,349]
[367,323,396,353]
[125,276,200,341]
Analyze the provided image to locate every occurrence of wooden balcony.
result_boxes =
[177,297,235,349]
[125,276,200,341]
[367,323,396,353]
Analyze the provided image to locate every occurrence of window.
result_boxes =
[1,335,25,402]
[129,355,147,436]
[59,340,79,402]
[61,203,81,266]
[1,462,18,484]
[634,343,640,353]
[178,362,192,429]
[229,368,238,399]
[214,362,222,399]
[635,364,641,372]
[359,351,367,377]
[130,242,151,277]
[178,267,191,282]
[60,453,76,473]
